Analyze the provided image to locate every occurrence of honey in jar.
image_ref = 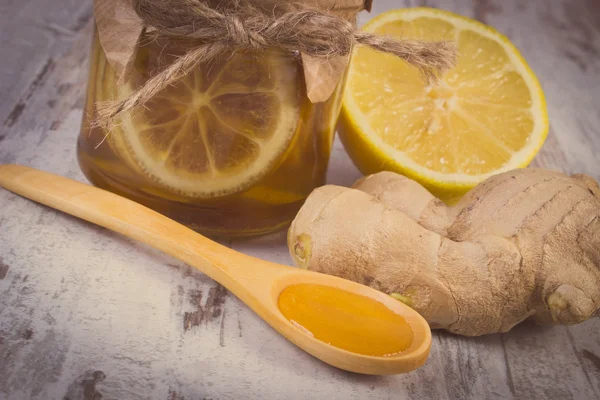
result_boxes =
[78,27,346,236]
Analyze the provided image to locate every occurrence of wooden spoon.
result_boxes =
[0,164,431,375]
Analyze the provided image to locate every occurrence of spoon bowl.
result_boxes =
[0,164,431,375]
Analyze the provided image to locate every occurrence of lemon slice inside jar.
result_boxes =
[106,40,301,198]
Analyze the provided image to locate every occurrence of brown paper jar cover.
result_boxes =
[93,0,372,102]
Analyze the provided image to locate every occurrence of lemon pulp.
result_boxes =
[339,8,548,202]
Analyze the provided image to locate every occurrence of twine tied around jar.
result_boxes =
[94,0,457,129]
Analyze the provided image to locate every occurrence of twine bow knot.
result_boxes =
[95,0,456,128]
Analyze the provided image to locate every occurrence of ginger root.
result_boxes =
[288,168,600,336]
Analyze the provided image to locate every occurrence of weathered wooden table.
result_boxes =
[1,0,599,399]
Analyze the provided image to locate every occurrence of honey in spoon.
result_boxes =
[278,284,414,356]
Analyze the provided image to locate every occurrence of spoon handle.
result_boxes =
[0,164,284,302]
[0,164,433,375]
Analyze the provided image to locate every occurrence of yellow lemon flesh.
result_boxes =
[339,8,548,203]
[107,40,301,198]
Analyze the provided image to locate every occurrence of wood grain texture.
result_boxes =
[0,0,93,126]
[1,0,599,399]
[0,164,432,376]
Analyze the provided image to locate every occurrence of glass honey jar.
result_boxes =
[78,26,347,236]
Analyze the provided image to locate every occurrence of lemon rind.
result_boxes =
[342,7,549,188]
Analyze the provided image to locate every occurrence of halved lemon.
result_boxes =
[339,8,548,202]
[106,40,301,198]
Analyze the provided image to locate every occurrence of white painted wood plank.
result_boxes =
[0,0,93,126]
[502,322,600,400]
[1,0,599,399]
